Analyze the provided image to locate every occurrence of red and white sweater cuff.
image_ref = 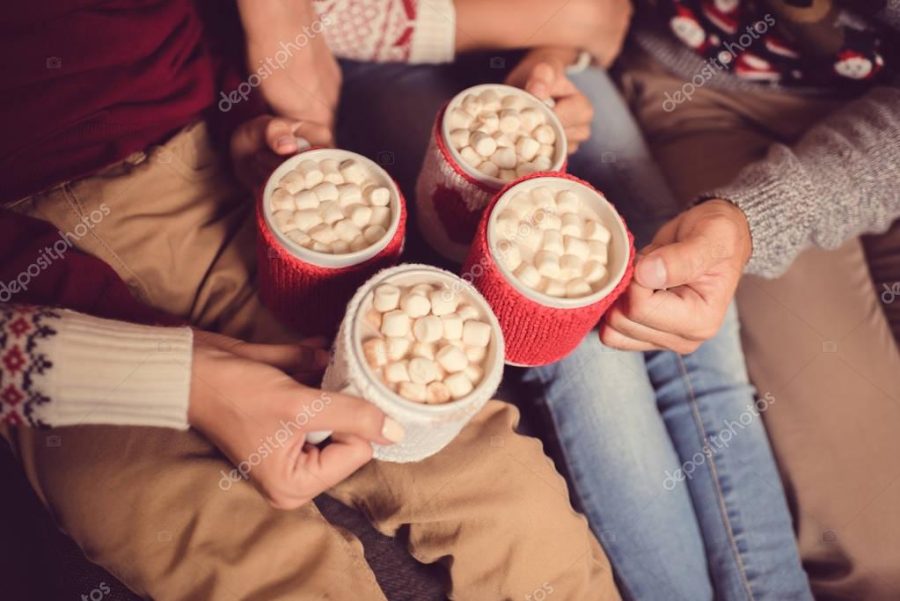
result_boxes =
[0,306,192,430]
[316,0,456,64]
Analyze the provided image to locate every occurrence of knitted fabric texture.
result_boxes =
[415,105,567,262]
[322,264,503,462]
[462,173,635,366]
[256,192,407,337]
[314,0,456,64]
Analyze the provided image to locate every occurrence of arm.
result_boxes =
[711,86,900,278]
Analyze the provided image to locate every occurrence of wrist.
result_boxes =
[708,198,752,267]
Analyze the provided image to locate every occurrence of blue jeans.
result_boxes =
[337,57,811,601]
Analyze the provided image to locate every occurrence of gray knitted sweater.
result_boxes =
[635,3,900,277]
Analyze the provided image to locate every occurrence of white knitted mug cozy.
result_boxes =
[319,264,505,462]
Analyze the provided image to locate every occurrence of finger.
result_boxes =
[619,282,720,340]
[564,125,591,145]
[292,120,334,149]
[554,94,594,130]
[598,322,658,351]
[202,332,330,372]
[265,117,305,154]
[635,233,718,290]
[291,433,374,497]
[313,391,404,444]
[525,61,560,100]
[605,305,699,354]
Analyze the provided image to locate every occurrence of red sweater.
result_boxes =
[0,0,257,204]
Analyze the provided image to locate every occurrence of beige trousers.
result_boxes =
[618,52,900,600]
[4,123,619,600]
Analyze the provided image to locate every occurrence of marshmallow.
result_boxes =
[436,344,468,373]
[583,260,607,284]
[298,160,324,187]
[350,205,373,229]
[386,336,411,361]
[445,372,474,399]
[536,211,561,231]
[370,206,391,229]
[542,278,566,297]
[429,289,459,316]
[471,131,497,157]
[368,186,392,207]
[538,144,554,158]
[498,109,521,134]
[311,241,331,252]
[534,124,556,144]
[493,132,515,148]
[564,236,590,260]
[321,203,344,225]
[478,89,501,111]
[398,381,427,402]
[384,361,410,384]
[463,364,483,384]
[280,171,305,194]
[491,147,517,170]
[584,220,611,243]
[272,210,293,230]
[400,292,431,318]
[516,136,540,161]
[478,161,500,178]
[448,108,474,129]
[542,230,564,255]
[411,342,436,360]
[413,315,444,343]
[497,242,522,271]
[373,285,400,313]
[410,283,434,296]
[286,230,311,247]
[531,155,553,171]
[514,263,541,288]
[517,163,538,177]
[560,254,584,277]
[532,187,556,210]
[363,225,387,244]
[465,345,487,363]
[271,188,294,211]
[556,190,580,213]
[441,314,463,340]
[519,108,543,132]
[362,338,388,368]
[501,94,526,110]
[381,310,411,337]
[293,190,319,210]
[499,169,517,181]
[309,224,337,244]
[426,381,452,404]
[560,213,583,237]
[339,160,367,185]
[293,209,322,231]
[459,146,481,166]
[313,182,339,202]
[449,129,470,148]
[350,235,368,252]
[457,303,480,322]
[334,219,362,243]
[535,250,562,279]
[332,240,350,254]
[461,94,483,116]
[477,113,499,134]
[366,307,382,329]
[566,278,592,298]
[587,240,609,264]
[462,320,492,347]
[408,357,440,384]
[337,183,362,203]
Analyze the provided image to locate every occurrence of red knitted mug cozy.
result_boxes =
[256,188,407,337]
[461,172,634,366]
[415,103,567,262]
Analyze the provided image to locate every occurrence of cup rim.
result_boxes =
[262,149,402,268]
[349,265,505,416]
[441,84,568,188]
[486,176,630,309]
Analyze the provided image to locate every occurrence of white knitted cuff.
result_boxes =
[34,311,193,429]
[410,0,456,64]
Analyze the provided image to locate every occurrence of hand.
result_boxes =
[599,200,752,354]
[188,330,404,509]
[230,114,332,191]
[240,0,341,130]
[505,48,594,154]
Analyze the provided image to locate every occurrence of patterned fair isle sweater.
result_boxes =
[636,0,900,276]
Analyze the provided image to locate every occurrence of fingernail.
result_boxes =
[529,82,548,98]
[381,417,405,444]
[275,136,297,152]
[638,256,667,289]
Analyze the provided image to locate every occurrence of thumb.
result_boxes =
[634,233,717,290]
[526,62,559,100]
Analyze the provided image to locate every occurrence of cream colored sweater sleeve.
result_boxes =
[0,305,192,429]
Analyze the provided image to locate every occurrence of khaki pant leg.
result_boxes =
[331,400,621,601]
[619,51,900,599]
